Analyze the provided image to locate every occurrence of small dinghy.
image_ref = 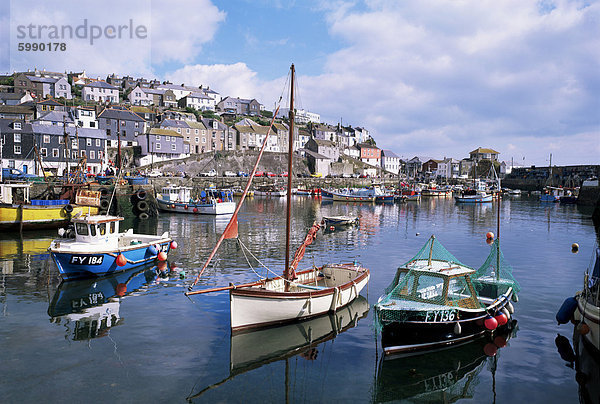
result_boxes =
[322,215,359,227]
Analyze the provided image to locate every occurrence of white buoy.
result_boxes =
[506,301,515,314]
[502,307,511,320]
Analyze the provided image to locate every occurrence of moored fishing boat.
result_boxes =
[321,187,377,202]
[540,186,562,202]
[254,185,287,197]
[374,235,519,355]
[49,214,173,280]
[454,189,493,203]
[186,65,370,332]
[0,183,100,230]
[156,185,235,215]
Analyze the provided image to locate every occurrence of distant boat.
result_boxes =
[157,185,236,215]
[322,215,359,227]
[49,214,172,280]
[454,190,493,203]
[508,189,522,196]
[540,186,562,202]
[254,185,287,197]
[321,187,383,202]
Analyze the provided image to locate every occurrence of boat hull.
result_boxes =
[454,195,493,203]
[0,203,99,230]
[574,293,600,354]
[323,216,358,226]
[540,194,560,202]
[230,265,370,332]
[254,189,287,197]
[321,189,375,202]
[378,291,514,355]
[157,198,235,215]
[50,240,171,280]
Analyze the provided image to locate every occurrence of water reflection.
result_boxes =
[187,295,370,401]
[374,324,517,403]
[0,236,53,275]
[48,264,161,341]
[555,332,600,404]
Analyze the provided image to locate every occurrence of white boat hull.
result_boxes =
[157,198,235,215]
[574,292,600,353]
[254,190,287,197]
[230,265,370,332]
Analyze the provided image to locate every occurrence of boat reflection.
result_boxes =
[0,236,53,274]
[48,263,161,341]
[374,323,517,403]
[555,332,599,404]
[188,295,369,401]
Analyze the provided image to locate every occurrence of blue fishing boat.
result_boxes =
[454,190,493,203]
[49,214,173,280]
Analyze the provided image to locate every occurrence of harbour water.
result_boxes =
[0,195,598,403]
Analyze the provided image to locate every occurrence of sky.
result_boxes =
[1,0,599,166]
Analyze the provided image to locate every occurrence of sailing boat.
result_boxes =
[186,65,370,332]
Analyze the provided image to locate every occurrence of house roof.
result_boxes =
[35,110,73,123]
[0,92,28,100]
[130,106,155,115]
[303,149,330,160]
[98,107,145,122]
[312,138,336,147]
[187,92,211,99]
[382,149,400,158]
[470,147,499,154]
[28,76,58,84]
[84,81,118,90]
[357,142,379,150]
[149,128,182,137]
[37,98,64,106]
[0,105,35,114]
[31,122,106,139]
[0,118,33,132]
[186,121,207,130]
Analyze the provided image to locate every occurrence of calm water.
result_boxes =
[0,195,598,403]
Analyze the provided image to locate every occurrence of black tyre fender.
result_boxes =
[136,200,149,212]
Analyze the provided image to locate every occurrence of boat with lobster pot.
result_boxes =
[186,64,370,332]
[157,185,235,215]
[374,235,519,355]
[49,214,173,280]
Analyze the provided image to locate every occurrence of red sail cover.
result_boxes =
[288,222,321,279]
[223,214,238,239]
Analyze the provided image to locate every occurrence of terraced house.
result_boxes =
[97,107,147,147]
[139,128,190,166]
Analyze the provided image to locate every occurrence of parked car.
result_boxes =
[266,172,276,177]
[255,171,264,177]
[237,171,249,177]
[310,172,323,178]
[279,172,288,177]
[2,168,39,181]
[224,171,237,177]
[200,169,217,177]
[147,170,162,178]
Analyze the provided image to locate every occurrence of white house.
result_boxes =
[277,108,320,124]
[82,81,119,103]
[436,158,460,179]
[128,86,153,106]
[72,107,98,128]
[178,92,214,111]
[343,145,360,159]
[381,150,400,175]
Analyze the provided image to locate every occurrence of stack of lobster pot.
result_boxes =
[131,188,150,219]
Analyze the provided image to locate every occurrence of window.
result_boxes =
[171,144,176,151]
[96,139,101,147]
[52,148,59,157]
[78,120,83,127]
[135,122,139,128]
[14,133,21,143]
[165,136,170,141]
[14,122,22,130]
[106,129,111,137]
[202,137,206,143]
[41,148,47,157]
[156,135,160,141]
[80,150,86,157]
[63,150,68,158]
[8,160,15,168]
[14,145,21,154]
[90,224,96,237]
[121,121,125,127]
[135,131,139,137]
[98,151,103,159]
[106,119,111,125]
[195,137,199,143]
[90,122,95,128]
[98,223,106,235]
[90,150,95,159]
[186,129,190,134]
[71,139,78,149]
[76,223,89,236]
[110,222,115,233]
[195,129,199,134]
[86,138,92,146]
[186,136,190,141]
[156,143,161,150]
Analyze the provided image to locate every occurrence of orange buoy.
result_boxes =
[577,323,590,335]
[157,261,167,271]
[184,205,188,210]
[170,241,178,249]
[486,238,493,245]
[116,283,127,296]
[116,254,127,267]
[495,312,508,326]
[571,243,579,253]
[486,232,494,240]
[157,251,167,261]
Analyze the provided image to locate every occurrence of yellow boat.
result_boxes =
[0,183,99,230]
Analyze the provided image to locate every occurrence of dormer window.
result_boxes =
[14,122,22,130]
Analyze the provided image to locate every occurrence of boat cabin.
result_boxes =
[71,215,124,248]
[160,185,192,203]
[392,265,482,310]
[0,183,31,204]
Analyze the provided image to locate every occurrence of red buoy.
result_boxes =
[484,315,498,330]
[184,205,188,210]
[495,312,508,326]
[486,232,494,240]
[116,254,127,267]
[116,283,127,296]
[170,241,178,250]
[157,251,167,261]
[486,238,494,245]
[193,208,198,213]
[577,323,590,335]
[484,343,498,357]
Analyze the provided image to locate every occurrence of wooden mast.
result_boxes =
[284,64,295,289]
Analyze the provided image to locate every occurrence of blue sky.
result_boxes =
[1,0,599,166]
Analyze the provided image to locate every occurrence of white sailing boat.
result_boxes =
[186,65,370,332]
